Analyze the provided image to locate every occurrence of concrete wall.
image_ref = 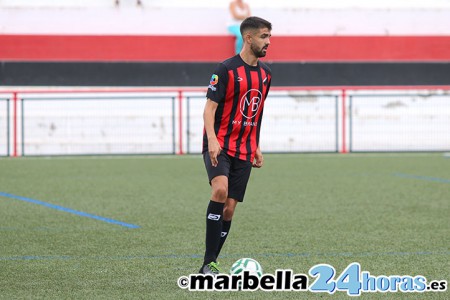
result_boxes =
[1,1,450,35]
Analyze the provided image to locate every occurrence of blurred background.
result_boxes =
[0,0,449,156]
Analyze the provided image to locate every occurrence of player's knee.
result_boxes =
[211,184,227,202]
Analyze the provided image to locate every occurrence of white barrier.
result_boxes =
[0,97,9,156]
[187,92,339,154]
[21,95,175,155]
[350,93,450,152]
[1,87,449,156]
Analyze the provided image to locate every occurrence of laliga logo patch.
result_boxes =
[210,74,219,86]
[208,74,219,91]
[240,89,263,119]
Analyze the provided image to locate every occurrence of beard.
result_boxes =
[251,43,268,58]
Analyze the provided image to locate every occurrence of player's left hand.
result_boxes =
[253,148,263,168]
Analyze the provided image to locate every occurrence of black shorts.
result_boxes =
[203,151,253,202]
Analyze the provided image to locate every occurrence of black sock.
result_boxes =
[216,220,232,258]
[203,200,224,265]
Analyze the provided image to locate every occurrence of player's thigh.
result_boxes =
[203,151,231,183]
[227,158,252,202]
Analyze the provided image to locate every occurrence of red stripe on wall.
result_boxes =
[0,35,233,62]
[1,35,450,62]
[270,36,450,62]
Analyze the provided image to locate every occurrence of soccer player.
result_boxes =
[199,16,272,275]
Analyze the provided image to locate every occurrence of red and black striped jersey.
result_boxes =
[203,54,272,162]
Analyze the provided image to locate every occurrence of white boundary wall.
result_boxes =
[1,88,449,156]
[0,97,8,156]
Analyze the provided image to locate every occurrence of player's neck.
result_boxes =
[239,51,258,67]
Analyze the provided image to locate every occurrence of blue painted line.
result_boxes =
[394,173,450,184]
[0,192,140,229]
[0,251,448,261]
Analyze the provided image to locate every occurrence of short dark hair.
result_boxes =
[240,16,272,36]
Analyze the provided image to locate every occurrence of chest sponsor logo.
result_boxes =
[240,89,263,119]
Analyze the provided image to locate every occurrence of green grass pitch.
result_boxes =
[0,153,448,299]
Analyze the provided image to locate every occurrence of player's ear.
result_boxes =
[243,31,252,44]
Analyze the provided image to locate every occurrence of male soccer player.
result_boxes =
[199,16,272,275]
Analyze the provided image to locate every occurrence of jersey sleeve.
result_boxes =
[265,76,272,99]
[260,62,272,100]
[206,63,228,103]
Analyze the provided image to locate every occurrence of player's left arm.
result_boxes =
[253,146,263,168]
[254,72,270,169]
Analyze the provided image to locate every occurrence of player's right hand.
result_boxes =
[208,138,222,167]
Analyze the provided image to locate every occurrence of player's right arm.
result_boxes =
[204,99,221,167]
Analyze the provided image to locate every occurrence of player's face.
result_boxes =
[250,28,271,58]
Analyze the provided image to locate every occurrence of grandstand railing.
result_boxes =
[0,97,10,156]
[1,86,449,157]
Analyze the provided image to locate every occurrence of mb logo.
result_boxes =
[240,89,263,119]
